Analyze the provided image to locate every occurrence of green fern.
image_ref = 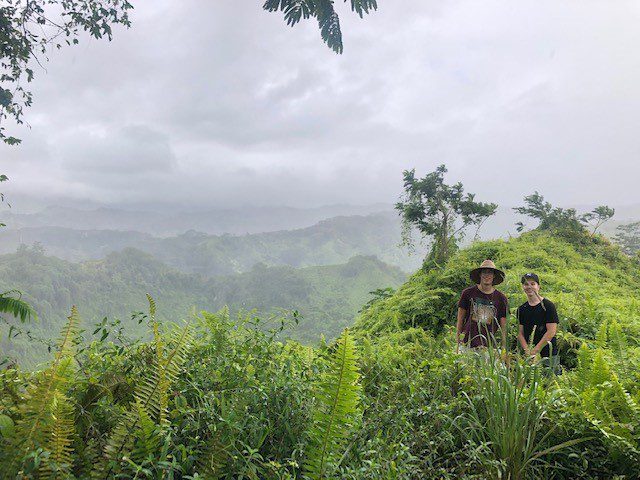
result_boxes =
[589,349,612,386]
[196,436,229,479]
[99,309,193,478]
[41,392,76,479]
[608,319,627,367]
[0,289,37,322]
[304,328,362,480]
[5,306,80,477]
[568,342,640,462]
[596,319,609,348]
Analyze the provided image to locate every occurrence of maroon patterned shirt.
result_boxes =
[458,286,508,348]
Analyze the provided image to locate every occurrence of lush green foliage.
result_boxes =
[304,329,361,479]
[2,229,640,478]
[396,165,497,266]
[0,289,36,323]
[514,192,615,240]
[0,247,405,364]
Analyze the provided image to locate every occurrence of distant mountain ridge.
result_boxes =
[1,203,392,236]
[0,212,428,273]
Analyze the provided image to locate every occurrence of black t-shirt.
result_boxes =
[518,298,559,357]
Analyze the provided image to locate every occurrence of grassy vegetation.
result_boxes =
[1,229,639,478]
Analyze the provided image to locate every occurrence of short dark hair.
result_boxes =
[521,272,540,284]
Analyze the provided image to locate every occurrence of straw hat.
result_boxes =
[470,259,505,285]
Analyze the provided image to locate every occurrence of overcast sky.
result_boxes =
[2,0,639,212]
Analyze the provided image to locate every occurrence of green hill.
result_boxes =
[0,246,406,364]
[2,230,639,478]
[355,230,640,354]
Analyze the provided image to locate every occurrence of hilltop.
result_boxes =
[355,230,640,352]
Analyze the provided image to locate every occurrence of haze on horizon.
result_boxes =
[2,0,639,214]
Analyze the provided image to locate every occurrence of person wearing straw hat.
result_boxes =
[456,260,509,350]
[517,272,560,372]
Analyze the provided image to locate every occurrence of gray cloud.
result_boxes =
[59,125,175,175]
[2,0,639,211]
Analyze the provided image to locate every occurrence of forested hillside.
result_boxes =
[0,212,426,273]
[0,246,405,365]
[1,227,639,478]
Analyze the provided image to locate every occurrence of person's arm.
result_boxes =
[456,307,466,344]
[499,294,508,350]
[518,324,529,354]
[531,323,557,356]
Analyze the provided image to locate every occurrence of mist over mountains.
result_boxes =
[2,202,638,275]
[0,212,426,273]
[0,203,391,236]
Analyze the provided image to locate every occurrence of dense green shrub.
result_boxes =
[2,230,640,478]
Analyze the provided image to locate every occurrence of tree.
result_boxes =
[614,221,640,256]
[395,165,497,266]
[514,192,615,239]
[264,0,378,54]
[1,0,134,145]
[581,205,615,235]
[514,192,584,233]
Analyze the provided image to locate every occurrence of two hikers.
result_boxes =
[456,261,559,368]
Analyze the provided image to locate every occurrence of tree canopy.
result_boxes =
[395,164,497,266]
[0,0,134,145]
[514,192,614,238]
[615,221,640,256]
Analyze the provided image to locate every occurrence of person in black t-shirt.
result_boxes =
[517,273,559,369]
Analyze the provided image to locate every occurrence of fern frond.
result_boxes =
[130,397,161,463]
[98,322,193,478]
[608,319,627,361]
[146,293,157,321]
[0,290,37,322]
[596,319,608,348]
[98,410,137,478]
[589,349,611,386]
[40,392,75,479]
[304,328,362,480]
[6,307,79,476]
[196,436,229,479]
